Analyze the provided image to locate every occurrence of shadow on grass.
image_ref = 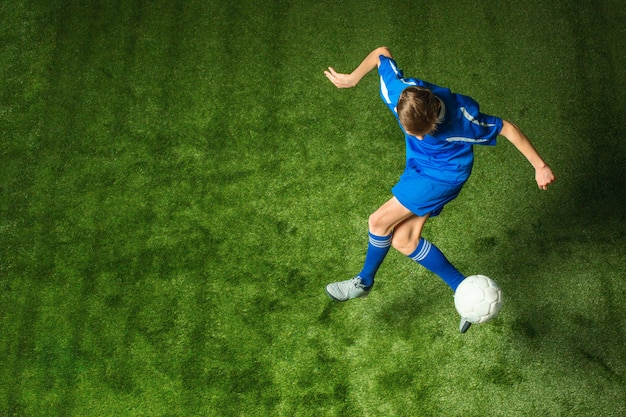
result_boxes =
[493,3,625,385]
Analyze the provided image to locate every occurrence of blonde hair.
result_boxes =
[397,87,441,136]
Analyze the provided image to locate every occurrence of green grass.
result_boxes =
[1,0,625,416]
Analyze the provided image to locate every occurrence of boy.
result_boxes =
[324,47,555,333]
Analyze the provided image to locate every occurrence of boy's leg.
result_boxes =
[392,215,465,291]
[326,198,413,301]
[358,232,393,288]
[408,238,465,291]
[394,216,469,332]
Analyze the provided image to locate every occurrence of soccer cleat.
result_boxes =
[459,318,472,334]
[326,277,371,301]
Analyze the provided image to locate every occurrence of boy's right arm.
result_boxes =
[324,46,392,88]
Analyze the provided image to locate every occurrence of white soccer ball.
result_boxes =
[454,275,503,324]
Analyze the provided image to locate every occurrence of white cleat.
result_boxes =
[326,277,371,301]
[459,318,472,334]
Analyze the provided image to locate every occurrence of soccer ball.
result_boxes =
[454,275,503,324]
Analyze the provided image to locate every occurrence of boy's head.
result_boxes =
[397,86,441,138]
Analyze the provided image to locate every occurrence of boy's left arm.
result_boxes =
[500,120,555,190]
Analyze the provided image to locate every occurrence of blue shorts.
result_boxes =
[392,167,465,217]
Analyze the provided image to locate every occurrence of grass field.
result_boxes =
[1,0,625,416]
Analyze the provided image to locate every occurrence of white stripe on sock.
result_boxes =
[369,234,392,248]
[411,240,432,262]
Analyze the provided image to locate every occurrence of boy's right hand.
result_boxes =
[324,67,356,88]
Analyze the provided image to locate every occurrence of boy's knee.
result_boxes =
[368,211,392,235]
[391,233,417,256]
[367,211,382,231]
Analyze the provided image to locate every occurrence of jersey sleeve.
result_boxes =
[452,96,503,146]
[378,56,416,113]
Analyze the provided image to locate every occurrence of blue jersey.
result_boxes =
[378,56,503,184]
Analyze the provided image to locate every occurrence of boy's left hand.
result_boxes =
[536,165,555,190]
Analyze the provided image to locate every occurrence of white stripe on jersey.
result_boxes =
[460,107,496,127]
[380,76,392,104]
[446,136,491,143]
[388,58,401,76]
[380,58,415,106]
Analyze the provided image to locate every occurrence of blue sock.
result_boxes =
[408,238,465,291]
[357,232,392,288]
